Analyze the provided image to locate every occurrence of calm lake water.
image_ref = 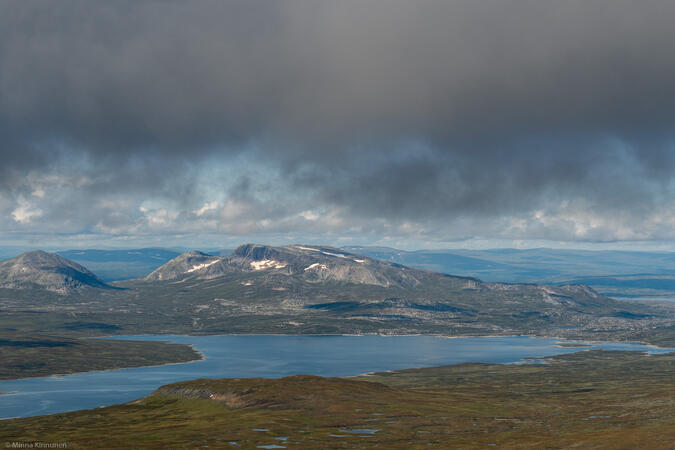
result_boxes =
[0,334,671,419]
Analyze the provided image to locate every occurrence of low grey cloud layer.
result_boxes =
[2,0,675,247]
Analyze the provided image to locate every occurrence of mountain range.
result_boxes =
[145,244,435,288]
[345,246,675,283]
[2,246,670,298]
[0,244,671,343]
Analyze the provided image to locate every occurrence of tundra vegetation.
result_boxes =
[1,351,672,449]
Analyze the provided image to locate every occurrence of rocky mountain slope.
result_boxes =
[144,251,222,281]
[145,243,450,288]
[130,244,641,331]
[0,245,668,342]
[0,250,111,293]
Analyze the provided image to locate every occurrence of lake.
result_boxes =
[0,334,671,419]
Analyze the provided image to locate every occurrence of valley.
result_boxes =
[0,245,673,448]
[0,244,673,382]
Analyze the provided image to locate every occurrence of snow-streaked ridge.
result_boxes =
[186,260,220,273]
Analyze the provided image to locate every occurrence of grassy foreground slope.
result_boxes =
[0,334,201,380]
[2,350,673,449]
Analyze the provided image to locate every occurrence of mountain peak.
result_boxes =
[17,249,65,262]
[223,244,425,287]
[141,243,435,288]
[181,250,212,258]
[144,250,223,281]
[22,249,51,256]
[0,250,110,293]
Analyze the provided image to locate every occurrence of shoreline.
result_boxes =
[0,343,206,383]
[1,335,671,420]
[2,332,671,383]
[95,330,674,350]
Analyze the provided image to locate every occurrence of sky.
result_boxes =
[2,0,675,252]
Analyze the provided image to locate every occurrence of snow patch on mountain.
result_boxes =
[186,260,220,273]
[250,260,288,270]
[322,251,348,258]
[295,246,320,252]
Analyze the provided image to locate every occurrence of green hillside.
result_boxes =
[2,351,672,448]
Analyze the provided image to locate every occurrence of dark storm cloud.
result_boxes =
[2,0,675,241]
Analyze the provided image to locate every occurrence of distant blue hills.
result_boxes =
[344,247,675,300]
[55,248,183,281]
